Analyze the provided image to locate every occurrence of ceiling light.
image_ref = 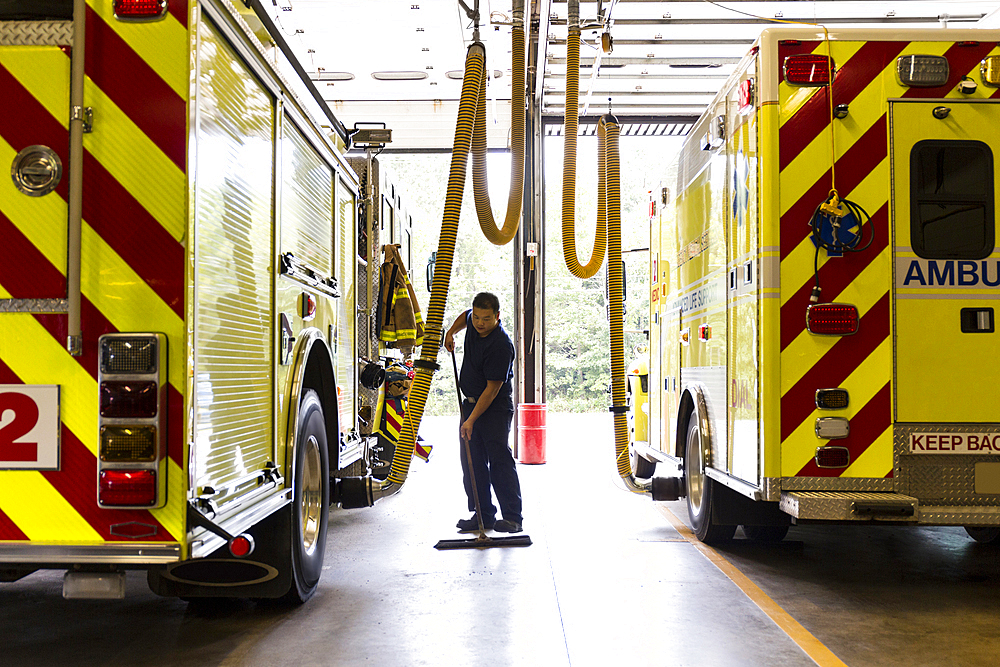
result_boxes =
[314,72,354,81]
[445,70,503,80]
[372,71,428,81]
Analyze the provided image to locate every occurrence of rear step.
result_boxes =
[780,491,918,521]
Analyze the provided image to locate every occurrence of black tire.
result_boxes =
[629,444,656,479]
[964,526,1000,544]
[742,525,789,542]
[283,389,330,603]
[684,414,735,544]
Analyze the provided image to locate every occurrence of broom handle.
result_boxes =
[452,347,488,537]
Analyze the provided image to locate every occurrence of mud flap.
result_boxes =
[147,504,294,599]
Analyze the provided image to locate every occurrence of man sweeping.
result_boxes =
[444,292,523,534]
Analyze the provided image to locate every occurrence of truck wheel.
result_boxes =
[742,525,789,542]
[684,414,734,544]
[964,526,1000,544]
[629,444,656,479]
[283,389,330,603]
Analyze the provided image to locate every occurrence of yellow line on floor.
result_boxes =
[656,505,849,667]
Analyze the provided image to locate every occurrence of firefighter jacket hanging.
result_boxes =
[378,244,424,354]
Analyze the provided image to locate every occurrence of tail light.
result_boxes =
[784,54,835,86]
[113,0,168,22]
[99,470,157,506]
[97,334,167,509]
[806,303,859,335]
[814,446,850,468]
[100,381,158,418]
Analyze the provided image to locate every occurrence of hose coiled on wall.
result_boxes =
[561,22,607,279]
[471,9,526,246]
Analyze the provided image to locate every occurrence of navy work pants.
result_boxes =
[460,401,522,524]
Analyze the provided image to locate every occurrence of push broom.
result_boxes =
[434,349,532,550]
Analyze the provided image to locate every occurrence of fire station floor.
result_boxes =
[5,413,1000,666]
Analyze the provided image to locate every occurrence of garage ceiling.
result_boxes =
[267,1,997,149]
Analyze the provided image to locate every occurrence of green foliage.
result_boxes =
[381,135,681,415]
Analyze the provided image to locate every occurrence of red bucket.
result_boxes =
[517,403,546,464]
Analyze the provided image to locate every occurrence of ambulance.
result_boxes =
[0,0,394,601]
[634,26,1000,544]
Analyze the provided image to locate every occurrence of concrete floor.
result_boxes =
[3,413,1000,666]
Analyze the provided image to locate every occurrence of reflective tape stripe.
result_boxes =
[781,338,891,474]
[780,272,890,396]
[0,508,28,540]
[779,40,900,170]
[87,0,188,99]
[150,458,185,538]
[0,140,184,393]
[84,5,185,170]
[794,383,891,477]
[0,47,185,245]
[0,64,186,315]
[0,306,99,457]
[779,117,889,258]
[0,470,102,542]
[843,426,893,478]
[780,206,889,350]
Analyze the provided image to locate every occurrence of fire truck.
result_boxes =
[0,0,411,601]
[632,26,1000,544]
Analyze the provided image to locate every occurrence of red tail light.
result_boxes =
[806,303,859,335]
[784,54,835,86]
[99,470,157,506]
[100,381,158,418]
[113,0,168,21]
[815,446,850,468]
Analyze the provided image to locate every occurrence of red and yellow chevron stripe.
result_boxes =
[0,2,189,544]
[777,37,1000,479]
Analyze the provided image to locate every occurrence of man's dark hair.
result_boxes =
[472,292,500,314]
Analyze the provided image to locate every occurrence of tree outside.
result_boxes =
[381,134,681,415]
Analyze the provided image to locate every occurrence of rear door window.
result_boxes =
[910,139,995,259]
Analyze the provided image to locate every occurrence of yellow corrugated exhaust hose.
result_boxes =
[602,115,648,495]
[561,24,607,279]
[385,43,486,488]
[471,13,526,245]
[603,116,633,484]
[338,43,485,507]
[340,6,529,507]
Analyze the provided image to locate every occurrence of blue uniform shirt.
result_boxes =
[459,311,514,413]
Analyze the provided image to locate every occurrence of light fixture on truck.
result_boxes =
[100,426,157,462]
[783,54,835,86]
[113,0,168,21]
[981,56,1000,87]
[101,337,157,374]
[99,381,158,418]
[806,303,858,336]
[896,55,949,87]
[97,334,167,509]
[815,417,850,440]
[815,388,849,410]
[814,445,850,468]
[99,470,157,507]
